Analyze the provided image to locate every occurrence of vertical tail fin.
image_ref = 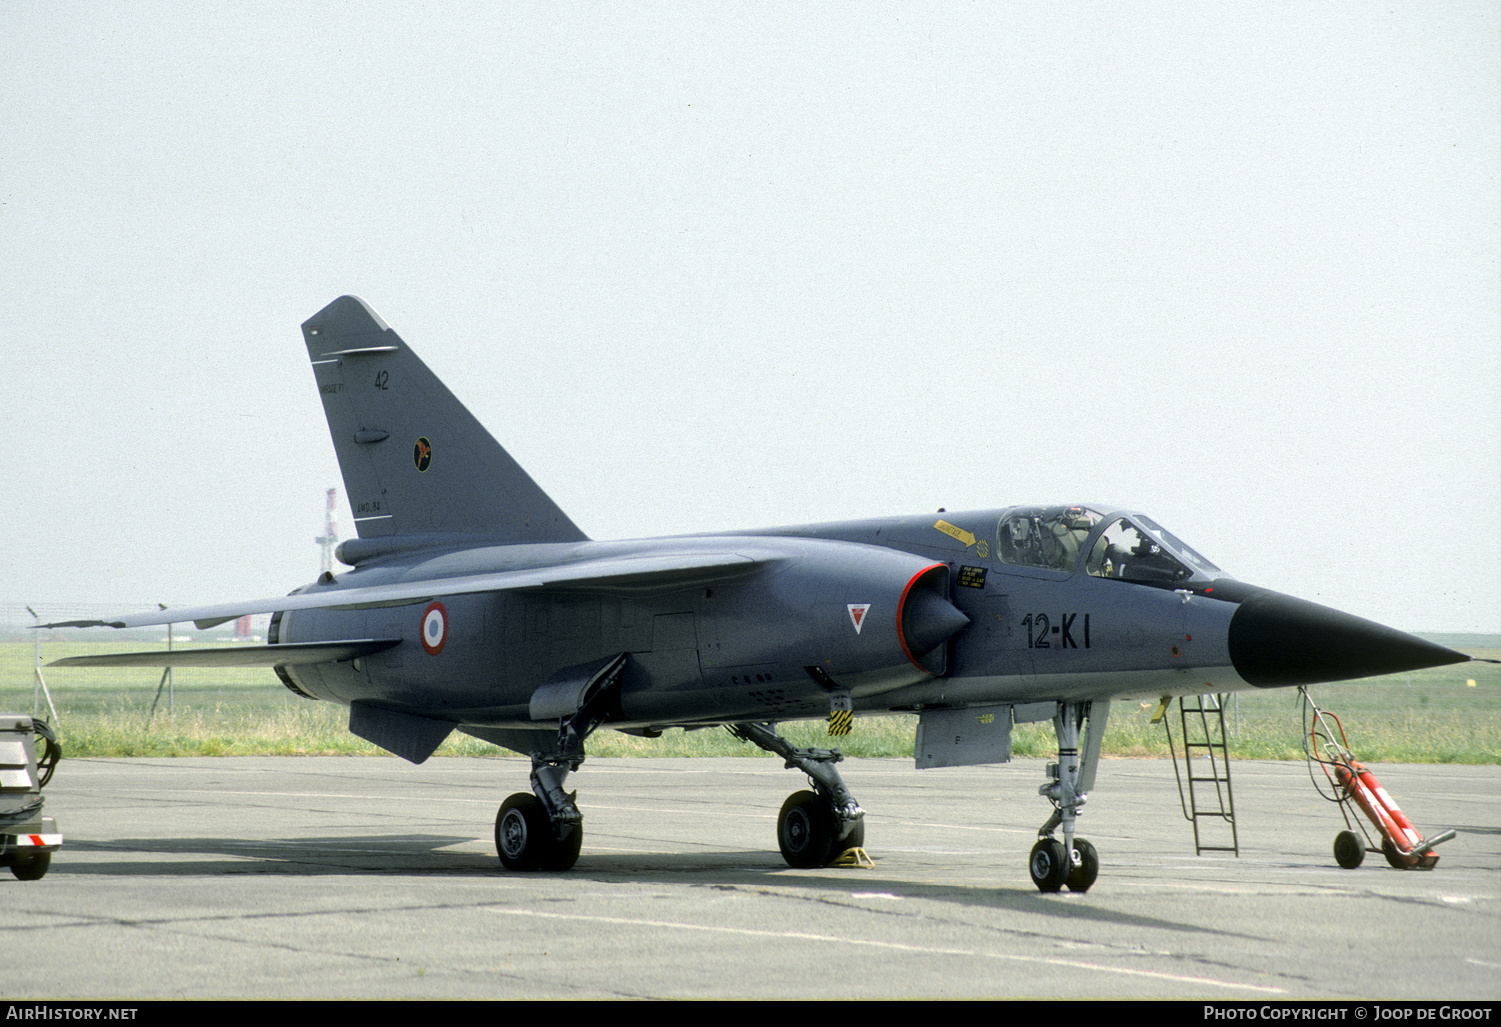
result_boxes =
[302,296,587,544]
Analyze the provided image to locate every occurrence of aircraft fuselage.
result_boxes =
[273,511,1255,735]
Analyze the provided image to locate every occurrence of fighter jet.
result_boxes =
[46,295,1470,891]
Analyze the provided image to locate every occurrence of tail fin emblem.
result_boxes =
[413,437,432,472]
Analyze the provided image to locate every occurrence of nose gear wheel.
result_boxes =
[1029,838,1069,891]
[1066,837,1098,891]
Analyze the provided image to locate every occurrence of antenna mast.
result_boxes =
[316,487,339,574]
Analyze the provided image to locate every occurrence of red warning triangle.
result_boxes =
[848,603,871,634]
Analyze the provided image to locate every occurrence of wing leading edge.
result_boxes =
[48,639,403,669]
[38,549,770,631]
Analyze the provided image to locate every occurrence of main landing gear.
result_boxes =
[493,715,867,871]
[494,656,623,871]
[1030,700,1109,893]
[491,652,866,872]
[728,721,865,867]
[496,758,584,871]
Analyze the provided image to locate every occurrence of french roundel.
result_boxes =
[421,601,448,655]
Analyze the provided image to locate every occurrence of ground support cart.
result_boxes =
[0,714,62,881]
[1300,689,1454,870]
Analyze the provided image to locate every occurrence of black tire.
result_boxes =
[496,793,583,872]
[1334,830,1365,869]
[549,821,583,872]
[1065,837,1099,892]
[778,791,835,868]
[834,814,865,855]
[496,793,548,871]
[1029,838,1069,892]
[1381,836,1409,870]
[11,851,50,881]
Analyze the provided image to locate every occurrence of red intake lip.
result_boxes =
[895,563,947,673]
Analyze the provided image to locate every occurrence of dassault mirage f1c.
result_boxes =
[47,296,1471,891]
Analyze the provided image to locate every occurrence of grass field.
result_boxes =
[2,639,1496,763]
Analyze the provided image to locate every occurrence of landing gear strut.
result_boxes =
[495,655,624,871]
[1031,700,1108,892]
[729,722,865,867]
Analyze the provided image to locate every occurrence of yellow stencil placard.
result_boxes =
[933,520,976,547]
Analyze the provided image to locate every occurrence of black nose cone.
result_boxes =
[1228,590,1470,688]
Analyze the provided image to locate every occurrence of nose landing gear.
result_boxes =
[1030,700,1108,892]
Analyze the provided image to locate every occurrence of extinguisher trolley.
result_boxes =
[1300,689,1454,870]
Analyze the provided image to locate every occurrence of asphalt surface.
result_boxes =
[3,753,1497,999]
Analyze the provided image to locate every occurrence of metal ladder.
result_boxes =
[1162,694,1239,856]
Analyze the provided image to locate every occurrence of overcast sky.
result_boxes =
[3,3,1497,633]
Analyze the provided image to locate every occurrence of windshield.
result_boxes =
[1086,516,1194,584]
[1136,515,1220,575]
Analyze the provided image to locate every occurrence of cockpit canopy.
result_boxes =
[996,505,1222,585]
